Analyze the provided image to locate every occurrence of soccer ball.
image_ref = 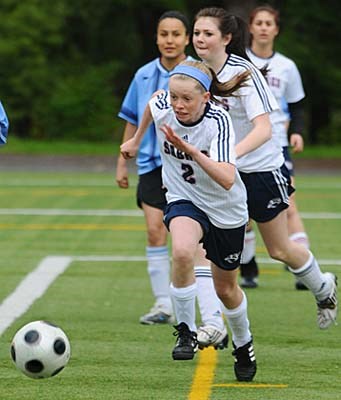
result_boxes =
[10,320,71,379]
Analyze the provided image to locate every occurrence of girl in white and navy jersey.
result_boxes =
[121,60,257,382]
[192,7,337,339]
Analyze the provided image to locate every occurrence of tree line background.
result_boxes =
[0,0,340,145]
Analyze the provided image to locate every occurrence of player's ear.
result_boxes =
[203,91,210,103]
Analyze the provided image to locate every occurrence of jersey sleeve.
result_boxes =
[149,90,171,123]
[118,77,138,125]
[240,68,279,122]
[0,102,9,145]
[284,61,305,103]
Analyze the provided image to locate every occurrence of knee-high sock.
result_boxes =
[147,246,172,309]
[288,251,333,300]
[194,266,225,329]
[220,291,251,348]
[170,282,197,332]
[241,230,256,264]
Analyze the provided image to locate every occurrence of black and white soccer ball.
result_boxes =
[10,320,71,379]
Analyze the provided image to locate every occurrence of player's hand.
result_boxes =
[161,124,194,155]
[290,133,304,153]
[120,138,138,160]
[116,156,129,188]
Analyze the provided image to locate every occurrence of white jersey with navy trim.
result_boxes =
[247,49,305,147]
[149,92,248,229]
[217,53,284,173]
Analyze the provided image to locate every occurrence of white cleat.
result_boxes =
[197,325,228,350]
[139,303,175,325]
[317,273,338,329]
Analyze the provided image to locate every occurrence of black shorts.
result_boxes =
[163,200,246,271]
[282,146,294,176]
[240,164,295,223]
[137,166,167,211]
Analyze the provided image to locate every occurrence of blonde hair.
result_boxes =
[172,60,250,104]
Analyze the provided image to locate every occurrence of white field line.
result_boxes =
[1,254,340,338]
[0,256,72,336]
[0,208,340,219]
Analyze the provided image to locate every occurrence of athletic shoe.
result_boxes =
[172,322,198,360]
[240,277,258,289]
[139,303,175,325]
[295,280,309,291]
[232,340,257,382]
[317,273,338,329]
[197,325,228,350]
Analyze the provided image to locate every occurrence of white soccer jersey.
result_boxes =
[217,53,284,173]
[247,49,305,147]
[149,92,248,229]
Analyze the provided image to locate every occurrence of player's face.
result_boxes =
[169,77,210,124]
[192,17,231,64]
[249,11,279,47]
[157,18,189,61]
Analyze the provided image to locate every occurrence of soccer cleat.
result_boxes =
[232,340,257,382]
[240,277,258,289]
[139,303,175,325]
[172,322,198,360]
[317,273,338,329]
[197,325,228,350]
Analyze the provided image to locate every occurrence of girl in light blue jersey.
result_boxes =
[116,11,191,325]
[0,102,9,145]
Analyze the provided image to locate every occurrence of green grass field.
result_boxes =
[0,170,340,400]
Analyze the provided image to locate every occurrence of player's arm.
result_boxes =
[116,122,137,188]
[120,104,153,159]
[288,99,305,153]
[161,124,235,190]
[234,113,272,159]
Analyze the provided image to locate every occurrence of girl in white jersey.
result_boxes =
[121,60,257,382]
[192,7,337,341]
[247,4,310,290]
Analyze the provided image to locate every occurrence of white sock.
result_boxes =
[288,251,332,300]
[241,230,256,264]
[220,292,251,348]
[170,282,197,332]
[290,232,310,249]
[194,266,225,330]
[147,246,172,310]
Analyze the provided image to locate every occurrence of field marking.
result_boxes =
[188,348,217,400]
[212,383,288,388]
[0,208,341,219]
[0,256,72,336]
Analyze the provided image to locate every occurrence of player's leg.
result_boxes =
[212,266,256,381]
[257,211,338,329]
[137,167,173,325]
[168,215,202,360]
[139,202,174,324]
[194,245,228,350]
[287,176,310,290]
[240,221,259,288]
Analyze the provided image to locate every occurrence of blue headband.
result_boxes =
[169,65,212,91]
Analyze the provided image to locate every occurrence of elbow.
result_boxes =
[221,175,235,190]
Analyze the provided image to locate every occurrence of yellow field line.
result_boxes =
[188,348,217,400]
[213,383,288,388]
[188,349,288,399]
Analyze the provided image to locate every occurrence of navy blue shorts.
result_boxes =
[137,166,167,211]
[240,164,295,223]
[163,200,246,271]
[282,146,294,176]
